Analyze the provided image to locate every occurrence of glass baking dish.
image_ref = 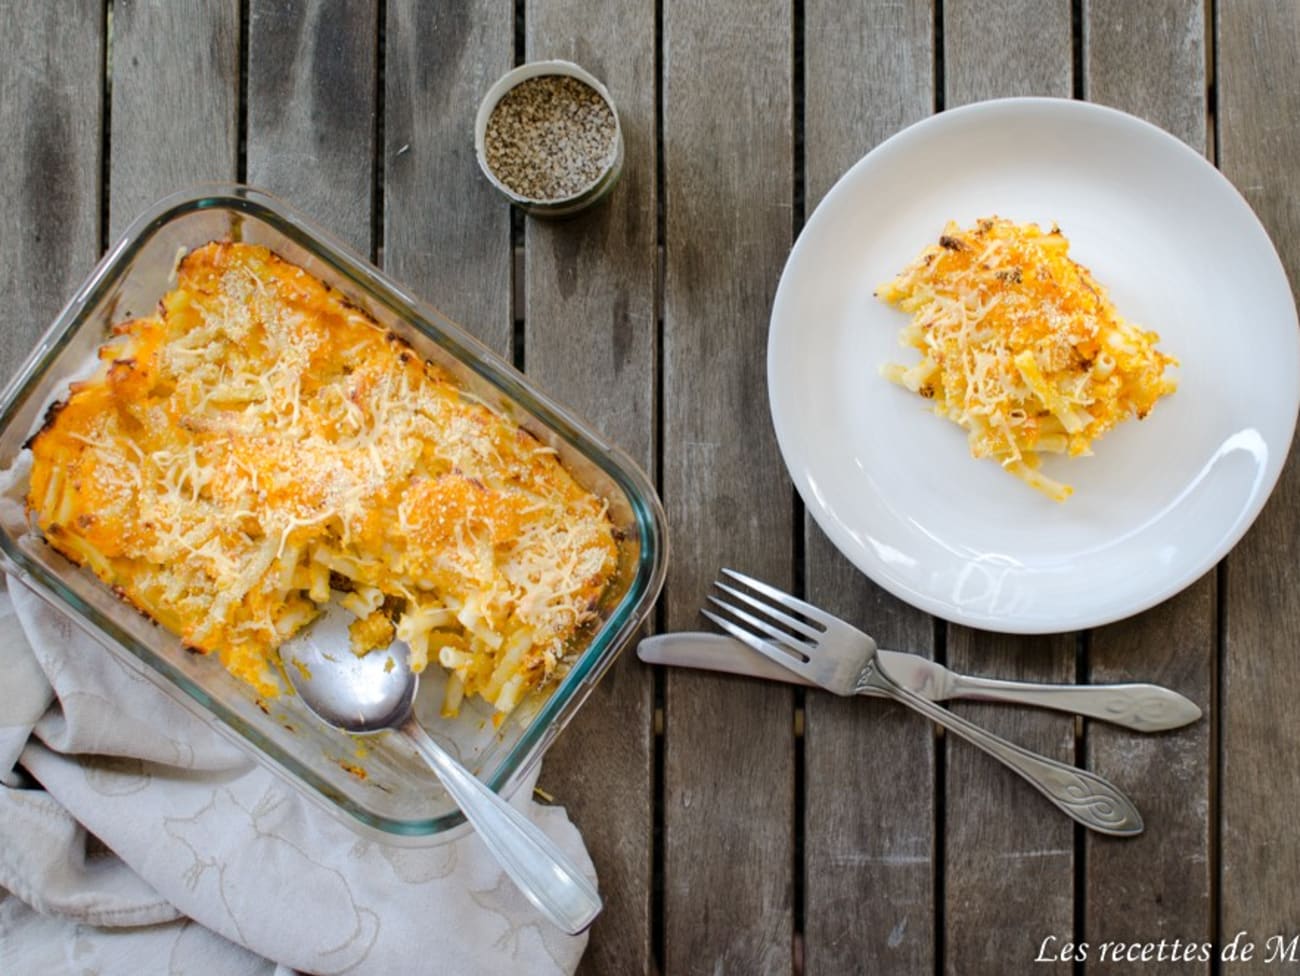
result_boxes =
[0,185,667,843]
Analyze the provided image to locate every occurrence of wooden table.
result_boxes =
[3,2,1298,973]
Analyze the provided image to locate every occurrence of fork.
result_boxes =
[703,569,1144,837]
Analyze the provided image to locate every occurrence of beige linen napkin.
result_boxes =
[0,578,593,975]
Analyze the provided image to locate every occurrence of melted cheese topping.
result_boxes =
[876,217,1178,500]
[26,242,618,713]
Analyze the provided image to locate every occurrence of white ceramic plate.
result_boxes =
[768,98,1299,633]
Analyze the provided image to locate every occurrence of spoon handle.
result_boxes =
[400,718,602,934]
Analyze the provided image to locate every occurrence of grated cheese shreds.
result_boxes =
[876,217,1178,501]
[25,242,618,712]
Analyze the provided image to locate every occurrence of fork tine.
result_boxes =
[714,581,824,640]
[700,609,817,681]
[706,596,812,657]
[721,568,839,627]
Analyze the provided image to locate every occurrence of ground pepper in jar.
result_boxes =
[483,74,618,201]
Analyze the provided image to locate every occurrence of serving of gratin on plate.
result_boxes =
[767,98,1300,634]
[876,216,1178,501]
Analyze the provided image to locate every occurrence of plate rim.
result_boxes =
[767,95,1300,634]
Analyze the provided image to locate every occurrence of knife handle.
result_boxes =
[946,674,1202,733]
[640,634,1202,733]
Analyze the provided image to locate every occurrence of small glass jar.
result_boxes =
[474,60,624,218]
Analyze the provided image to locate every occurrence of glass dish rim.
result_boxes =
[0,183,668,839]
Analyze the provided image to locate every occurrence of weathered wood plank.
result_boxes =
[0,1,102,374]
[661,0,795,971]
[1083,0,1207,154]
[247,0,378,255]
[1082,4,1213,970]
[803,546,938,975]
[1085,581,1214,971]
[801,2,937,972]
[941,4,1075,970]
[383,1,513,356]
[109,0,240,238]
[943,633,1076,972]
[943,0,1072,107]
[522,2,657,973]
[1218,0,1300,952]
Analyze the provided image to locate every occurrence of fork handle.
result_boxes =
[861,664,1143,836]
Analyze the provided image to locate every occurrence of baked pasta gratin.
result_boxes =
[25,242,619,716]
[876,217,1178,501]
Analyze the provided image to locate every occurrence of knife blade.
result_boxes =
[637,632,1202,733]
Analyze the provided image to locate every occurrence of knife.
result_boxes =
[638,632,1202,733]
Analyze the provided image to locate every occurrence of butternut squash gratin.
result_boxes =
[25,242,619,715]
[876,217,1177,500]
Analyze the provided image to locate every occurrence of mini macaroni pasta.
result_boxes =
[876,217,1178,500]
[25,242,619,714]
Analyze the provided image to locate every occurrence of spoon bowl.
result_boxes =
[280,602,415,733]
[281,601,601,934]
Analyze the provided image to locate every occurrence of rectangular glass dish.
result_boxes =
[0,186,667,843]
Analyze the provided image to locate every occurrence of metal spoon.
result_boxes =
[280,602,601,934]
